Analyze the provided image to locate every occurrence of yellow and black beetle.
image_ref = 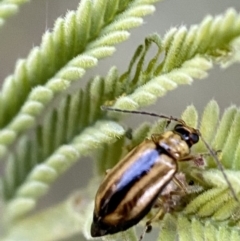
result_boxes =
[91,107,237,240]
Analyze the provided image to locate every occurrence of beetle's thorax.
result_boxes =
[157,131,190,160]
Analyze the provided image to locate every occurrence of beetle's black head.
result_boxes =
[90,216,124,237]
[174,124,199,147]
[91,223,107,237]
[91,215,108,237]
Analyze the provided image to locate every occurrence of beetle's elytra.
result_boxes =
[91,123,199,238]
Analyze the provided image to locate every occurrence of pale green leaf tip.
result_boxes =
[29,87,53,104]
[46,78,71,93]
[181,105,198,128]
[9,114,35,132]
[132,91,157,106]
[114,97,139,110]
[86,46,116,58]
[46,153,73,173]
[21,101,44,116]
[7,198,36,219]
[70,55,98,69]
[57,145,80,159]
[46,147,79,174]
[0,4,18,18]
[0,130,16,145]
[98,121,125,138]
[16,181,49,198]
[29,164,58,183]
[128,5,156,17]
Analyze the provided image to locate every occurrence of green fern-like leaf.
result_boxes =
[1,69,127,219]
[1,6,240,241]
[158,214,240,241]
[0,66,114,220]
[0,0,158,159]
[112,8,240,111]
[2,6,240,222]
[2,101,240,241]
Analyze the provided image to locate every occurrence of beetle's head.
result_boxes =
[174,124,199,147]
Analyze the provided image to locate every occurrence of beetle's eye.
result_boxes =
[174,124,199,147]
[190,133,199,144]
[174,124,190,139]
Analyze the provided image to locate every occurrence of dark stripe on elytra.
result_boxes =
[121,154,177,210]
[96,143,152,214]
[105,143,150,183]
[99,147,175,216]
[99,147,162,216]
[98,143,150,198]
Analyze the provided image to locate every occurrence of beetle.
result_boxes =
[90,107,238,240]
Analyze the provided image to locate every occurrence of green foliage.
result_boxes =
[0,0,157,158]
[156,102,240,240]
[0,1,240,241]
[158,214,240,241]
[0,0,29,27]
[92,101,240,241]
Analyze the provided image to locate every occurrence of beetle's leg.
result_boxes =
[172,176,188,194]
[139,174,195,241]
[193,150,221,166]
[138,209,164,241]
[178,150,221,167]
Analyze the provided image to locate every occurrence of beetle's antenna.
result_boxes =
[101,106,185,125]
[101,105,239,202]
[199,133,239,202]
